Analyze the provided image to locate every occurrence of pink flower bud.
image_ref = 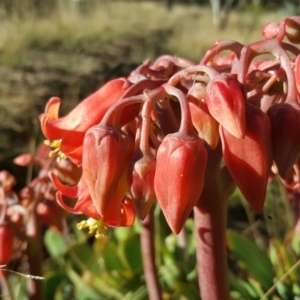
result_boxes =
[206,74,246,139]
[188,95,219,149]
[13,154,35,166]
[0,171,16,192]
[285,16,300,44]
[220,105,273,213]
[128,155,156,220]
[154,133,207,234]
[261,22,280,39]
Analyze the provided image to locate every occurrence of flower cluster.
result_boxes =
[41,16,300,235]
[0,144,81,273]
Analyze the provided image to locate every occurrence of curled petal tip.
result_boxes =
[44,97,61,121]
[49,171,79,198]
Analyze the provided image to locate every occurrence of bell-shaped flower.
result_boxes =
[82,125,134,216]
[128,154,156,220]
[39,78,131,165]
[154,133,207,234]
[206,74,246,139]
[220,105,273,213]
[267,102,300,179]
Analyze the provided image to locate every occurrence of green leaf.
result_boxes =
[228,271,256,300]
[276,281,290,300]
[122,234,142,272]
[44,272,67,300]
[292,232,300,256]
[103,242,125,271]
[122,285,148,300]
[159,263,180,289]
[44,229,67,258]
[67,268,101,300]
[174,281,200,299]
[227,230,274,288]
[115,227,131,242]
[69,242,97,271]
[293,283,300,295]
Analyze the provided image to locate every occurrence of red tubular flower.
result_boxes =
[220,105,273,213]
[267,103,300,179]
[206,74,246,139]
[0,223,14,277]
[154,133,207,234]
[39,78,131,165]
[82,125,134,216]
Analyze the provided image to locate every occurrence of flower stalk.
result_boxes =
[141,209,162,300]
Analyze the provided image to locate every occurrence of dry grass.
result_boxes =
[0,2,290,63]
[0,2,291,159]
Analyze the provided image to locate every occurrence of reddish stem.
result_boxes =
[26,192,43,300]
[26,234,43,300]
[141,209,162,300]
[193,145,231,300]
[194,193,229,300]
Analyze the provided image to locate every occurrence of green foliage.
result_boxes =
[3,185,300,299]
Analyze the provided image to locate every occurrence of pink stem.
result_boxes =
[141,209,162,300]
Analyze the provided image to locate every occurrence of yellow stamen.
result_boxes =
[77,218,108,239]
[44,139,67,162]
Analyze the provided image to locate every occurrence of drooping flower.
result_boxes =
[206,74,246,139]
[82,125,134,216]
[154,133,207,234]
[220,105,273,213]
[39,78,131,165]
[268,102,300,179]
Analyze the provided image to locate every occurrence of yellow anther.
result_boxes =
[77,218,108,239]
[44,139,67,161]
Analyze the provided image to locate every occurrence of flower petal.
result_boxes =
[49,171,78,198]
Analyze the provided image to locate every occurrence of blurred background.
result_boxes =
[0,1,300,299]
[0,0,294,166]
